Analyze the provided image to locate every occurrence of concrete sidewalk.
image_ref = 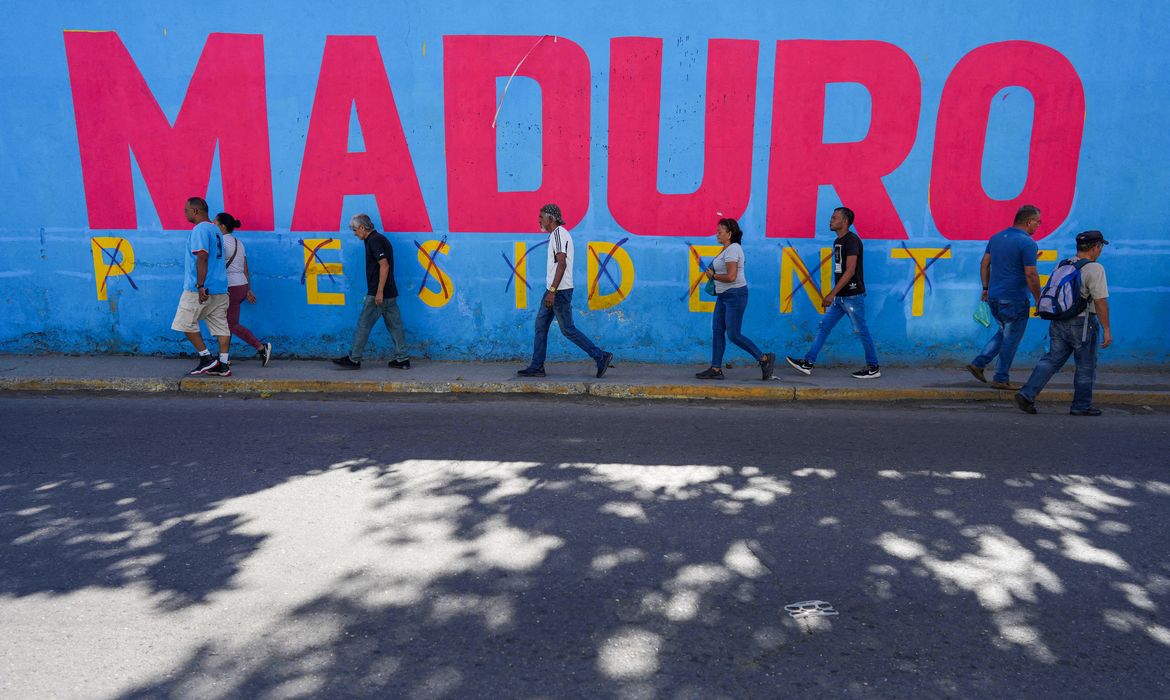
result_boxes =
[1,354,1168,406]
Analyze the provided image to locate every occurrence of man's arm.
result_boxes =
[195,251,209,302]
[375,259,389,304]
[1024,266,1041,305]
[823,255,857,307]
[1094,298,1111,349]
[544,254,567,308]
[979,253,992,301]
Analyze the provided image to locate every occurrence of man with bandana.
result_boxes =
[517,204,613,378]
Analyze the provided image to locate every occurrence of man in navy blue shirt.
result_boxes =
[332,214,410,370]
[966,205,1043,390]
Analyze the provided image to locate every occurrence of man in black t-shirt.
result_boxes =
[331,214,410,370]
[784,207,881,379]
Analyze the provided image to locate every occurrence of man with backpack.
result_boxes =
[1014,230,1112,416]
[965,205,1043,390]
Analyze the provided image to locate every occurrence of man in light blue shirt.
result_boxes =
[170,197,233,376]
[966,204,1042,390]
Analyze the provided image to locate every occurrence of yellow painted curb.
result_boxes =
[443,381,588,396]
[590,383,796,401]
[2,376,1168,406]
[0,377,178,392]
[180,377,386,393]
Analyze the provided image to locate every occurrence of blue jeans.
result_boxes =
[349,295,407,362]
[972,298,1030,383]
[1019,315,1099,411]
[805,294,879,367]
[711,286,763,367]
[529,288,604,367]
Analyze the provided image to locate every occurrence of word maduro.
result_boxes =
[65,32,1084,241]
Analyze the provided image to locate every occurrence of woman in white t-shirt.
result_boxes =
[215,213,272,366]
[696,218,775,380]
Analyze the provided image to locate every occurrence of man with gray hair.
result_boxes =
[517,203,613,378]
[965,204,1043,390]
[332,214,410,370]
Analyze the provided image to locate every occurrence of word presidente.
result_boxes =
[93,235,1065,318]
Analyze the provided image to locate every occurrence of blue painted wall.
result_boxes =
[1,1,1167,366]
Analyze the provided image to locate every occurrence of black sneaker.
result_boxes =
[785,356,813,376]
[1014,392,1037,414]
[759,352,776,380]
[388,359,411,370]
[332,356,361,369]
[1070,407,1102,416]
[258,342,272,367]
[189,356,217,375]
[851,365,881,379]
[517,366,546,377]
[206,361,232,377]
[695,367,724,380]
[596,351,613,378]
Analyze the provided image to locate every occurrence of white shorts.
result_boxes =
[171,290,230,336]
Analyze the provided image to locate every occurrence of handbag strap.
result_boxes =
[225,235,240,269]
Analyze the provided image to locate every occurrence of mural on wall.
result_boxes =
[1,2,1166,364]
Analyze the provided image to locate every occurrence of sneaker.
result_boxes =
[1014,392,1037,414]
[989,380,1017,391]
[189,356,218,375]
[965,363,986,383]
[388,359,411,370]
[258,342,272,367]
[785,356,813,376]
[596,351,613,379]
[332,356,361,369]
[759,352,776,381]
[695,367,724,380]
[851,365,881,379]
[1069,407,1102,416]
[206,361,232,377]
[517,366,546,377]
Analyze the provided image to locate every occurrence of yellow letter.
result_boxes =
[302,238,344,305]
[780,247,833,314]
[688,244,723,313]
[91,237,135,301]
[417,239,454,308]
[890,247,953,317]
[587,241,635,310]
[513,242,528,309]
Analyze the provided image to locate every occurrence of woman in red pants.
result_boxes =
[215,213,273,366]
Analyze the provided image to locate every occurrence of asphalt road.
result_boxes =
[1,394,1168,699]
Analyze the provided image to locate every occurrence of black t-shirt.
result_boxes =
[833,231,865,296]
[364,231,398,298]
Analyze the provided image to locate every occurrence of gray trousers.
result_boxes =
[349,295,407,362]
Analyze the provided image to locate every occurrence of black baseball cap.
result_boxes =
[1075,230,1109,246]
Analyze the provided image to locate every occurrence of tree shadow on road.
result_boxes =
[2,397,1169,697]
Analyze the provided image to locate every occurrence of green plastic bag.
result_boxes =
[973,301,992,328]
[704,277,717,296]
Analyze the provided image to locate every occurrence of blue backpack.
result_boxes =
[1037,257,1091,320]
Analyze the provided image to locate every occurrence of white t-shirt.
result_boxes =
[224,234,248,287]
[1078,260,1108,317]
[545,225,574,290]
[712,242,747,293]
